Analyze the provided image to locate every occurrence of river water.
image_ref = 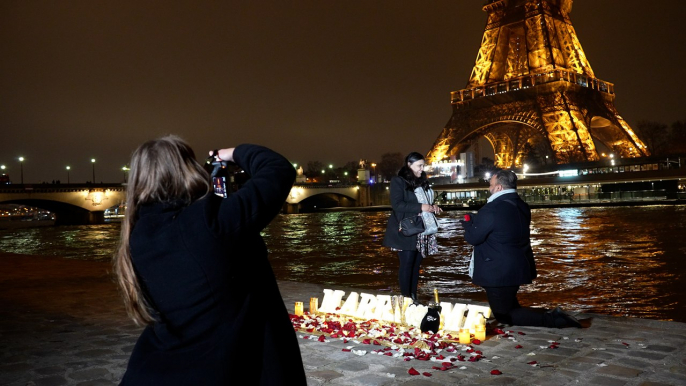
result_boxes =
[1,205,684,323]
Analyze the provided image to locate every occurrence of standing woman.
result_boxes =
[114,135,306,385]
[383,152,442,304]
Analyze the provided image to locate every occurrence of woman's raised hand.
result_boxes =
[210,148,235,163]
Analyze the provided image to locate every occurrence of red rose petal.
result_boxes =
[342,349,351,352]
[515,345,523,349]
[408,367,420,375]
[472,339,481,345]
[422,372,432,377]
[527,361,538,365]
[318,335,326,342]
[491,369,502,375]
[518,331,526,335]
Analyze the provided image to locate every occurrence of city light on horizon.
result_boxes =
[1,2,684,183]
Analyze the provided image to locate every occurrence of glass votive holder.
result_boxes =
[309,297,319,314]
[458,328,471,344]
[475,324,486,341]
[294,301,304,316]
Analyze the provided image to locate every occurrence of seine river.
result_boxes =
[1,205,685,323]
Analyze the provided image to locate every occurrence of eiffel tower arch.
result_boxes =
[427,0,649,169]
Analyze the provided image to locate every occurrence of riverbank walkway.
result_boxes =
[1,253,685,385]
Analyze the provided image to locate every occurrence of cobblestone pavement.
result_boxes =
[1,254,685,386]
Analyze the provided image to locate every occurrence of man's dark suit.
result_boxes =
[461,191,553,327]
[462,192,537,287]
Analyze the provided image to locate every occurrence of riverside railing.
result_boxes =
[521,189,675,205]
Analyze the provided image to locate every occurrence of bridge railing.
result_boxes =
[292,183,360,189]
[0,183,125,194]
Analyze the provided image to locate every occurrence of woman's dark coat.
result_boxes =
[121,145,306,385]
[382,176,423,251]
[461,192,537,287]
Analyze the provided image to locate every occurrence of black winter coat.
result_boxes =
[121,145,306,385]
[382,176,424,251]
[461,192,537,287]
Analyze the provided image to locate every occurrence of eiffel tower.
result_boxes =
[426,0,649,168]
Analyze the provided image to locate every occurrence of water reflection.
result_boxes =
[0,206,684,322]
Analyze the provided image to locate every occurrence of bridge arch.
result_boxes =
[0,185,125,224]
[0,198,103,225]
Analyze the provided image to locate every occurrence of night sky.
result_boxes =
[2,1,685,183]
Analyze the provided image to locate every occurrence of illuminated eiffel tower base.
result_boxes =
[426,0,649,168]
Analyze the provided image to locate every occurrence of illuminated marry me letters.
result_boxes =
[317,289,491,333]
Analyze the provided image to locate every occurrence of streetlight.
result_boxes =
[122,166,130,181]
[91,158,96,183]
[371,163,377,182]
[66,166,71,184]
[18,157,24,184]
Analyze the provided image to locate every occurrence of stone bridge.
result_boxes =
[285,184,375,213]
[0,184,125,224]
[0,183,385,221]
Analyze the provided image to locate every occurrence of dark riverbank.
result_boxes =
[2,252,685,385]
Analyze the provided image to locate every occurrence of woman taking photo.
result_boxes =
[383,152,441,305]
[114,135,306,385]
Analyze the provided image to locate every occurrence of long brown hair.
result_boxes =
[114,135,210,325]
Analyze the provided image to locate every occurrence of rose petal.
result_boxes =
[518,331,526,335]
[422,372,432,377]
[408,367,420,375]
[490,369,502,375]
[515,345,523,349]
[342,348,351,352]
[527,361,538,365]
[472,339,481,345]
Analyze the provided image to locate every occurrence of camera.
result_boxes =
[205,151,232,198]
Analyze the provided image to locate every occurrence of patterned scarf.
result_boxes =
[414,187,438,257]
